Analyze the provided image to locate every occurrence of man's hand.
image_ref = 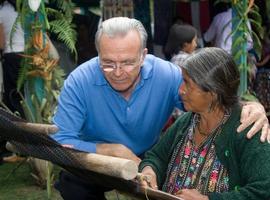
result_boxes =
[238,101,270,142]
[175,189,208,200]
[96,143,141,165]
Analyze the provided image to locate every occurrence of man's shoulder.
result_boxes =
[144,54,180,73]
[67,57,101,84]
[71,57,99,75]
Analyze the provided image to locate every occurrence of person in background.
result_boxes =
[164,24,197,66]
[51,17,270,200]
[139,47,270,200]
[163,24,198,125]
[203,3,253,54]
[0,0,24,161]
[0,0,24,115]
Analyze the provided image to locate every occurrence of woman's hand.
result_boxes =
[138,166,158,190]
[238,101,270,142]
[175,189,208,200]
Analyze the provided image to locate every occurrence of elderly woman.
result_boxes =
[139,47,270,200]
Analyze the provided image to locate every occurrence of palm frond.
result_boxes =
[49,0,75,22]
[49,19,77,60]
[45,7,64,19]
[249,18,264,38]
[248,8,262,25]
[251,30,262,59]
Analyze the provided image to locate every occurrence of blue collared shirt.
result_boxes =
[52,54,183,155]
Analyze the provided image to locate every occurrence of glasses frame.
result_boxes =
[100,55,143,73]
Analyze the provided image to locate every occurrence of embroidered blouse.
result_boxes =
[162,113,230,195]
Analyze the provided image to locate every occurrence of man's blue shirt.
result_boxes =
[52,54,183,155]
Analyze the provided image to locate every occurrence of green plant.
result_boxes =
[231,0,262,96]
[215,0,263,97]
[10,0,77,199]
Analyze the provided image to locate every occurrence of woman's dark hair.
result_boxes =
[164,24,197,59]
[181,47,240,108]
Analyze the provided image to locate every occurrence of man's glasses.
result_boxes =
[101,56,142,72]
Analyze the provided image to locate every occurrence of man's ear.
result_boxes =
[142,48,148,59]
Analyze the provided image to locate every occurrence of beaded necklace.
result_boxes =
[163,110,231,195]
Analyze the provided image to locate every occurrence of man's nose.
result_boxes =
[113,65,123,76]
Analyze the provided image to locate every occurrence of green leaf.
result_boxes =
[233,49,245,64]
[232,36,244,50]
[249,9,262,25]
[249,18,264,38]
[241,91,258,101]
[49,0,75,22]
[252,30,262,59]
[49,20,77,60]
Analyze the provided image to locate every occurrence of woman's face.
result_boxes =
[184,35,197,54]
[179,70,213,113]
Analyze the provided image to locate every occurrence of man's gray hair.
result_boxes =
[95,17,148,52]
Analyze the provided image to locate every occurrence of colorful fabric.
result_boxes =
[139,105,270,199]
[163,114,229,195]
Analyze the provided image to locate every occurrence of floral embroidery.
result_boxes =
[162,113,230,195]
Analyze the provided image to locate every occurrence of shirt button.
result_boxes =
[127,107,130,111]
[225,150,230,157]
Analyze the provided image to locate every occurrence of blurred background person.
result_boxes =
[203,3,253,54]
[0,0,24,161]
[0,0,24,115]
[164,24,197,66]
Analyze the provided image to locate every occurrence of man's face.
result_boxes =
[99,30,147,97]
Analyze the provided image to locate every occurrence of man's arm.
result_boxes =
[238,101,270,142]
[52,73,97,152]
[53,69,142,164]
[203,16,218,43]
[96,143,141,165]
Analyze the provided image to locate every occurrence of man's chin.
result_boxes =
[111,86,130,93]
[110,83,134,96]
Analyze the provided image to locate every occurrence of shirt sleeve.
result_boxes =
[172,63,184,110]
[203,15,218,43]
[51,73,96,153]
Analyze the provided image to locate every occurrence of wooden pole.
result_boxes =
[15,122,58,135]
[7,120,138,180]
[80,153,138,180]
